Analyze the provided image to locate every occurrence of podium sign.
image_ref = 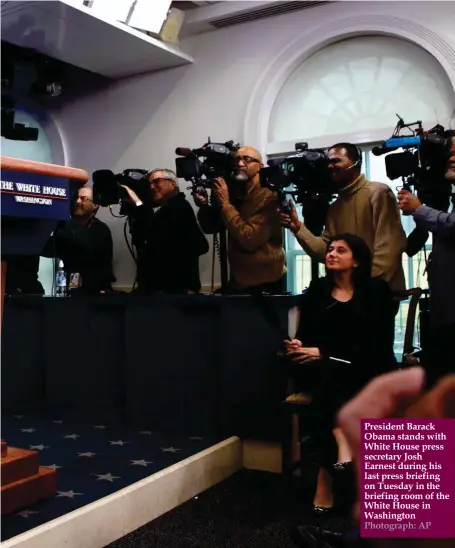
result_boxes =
[1,169,70,220]
[0,157,89,256]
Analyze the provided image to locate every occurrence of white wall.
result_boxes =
[51,1,455,289]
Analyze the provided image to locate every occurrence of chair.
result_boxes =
[281,387,313,480]
[281,287,423,480]
[392,288,423,365]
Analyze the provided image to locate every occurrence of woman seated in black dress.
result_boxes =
[282,233,395,516]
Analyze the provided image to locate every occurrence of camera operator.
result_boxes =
[397,136,455,386]
[42,185,115,294]
[281,143,407,293]
[121,169,209,294]
[193,146,286,294]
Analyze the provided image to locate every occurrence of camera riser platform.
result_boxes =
[1,437,242,548]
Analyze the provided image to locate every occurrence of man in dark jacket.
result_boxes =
[398,135,455,386]
[122,169,209,293]
[43,185,115,293]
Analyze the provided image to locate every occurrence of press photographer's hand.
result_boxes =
[279,200,302,234]
[212,177,230,207]
[398,189,422,215]
[192,189,208,207]
[120,185,140,205]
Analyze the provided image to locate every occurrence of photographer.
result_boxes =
[43,185,115,294]
[193,146,286,294]
[398,136,455,385]
[121,169,209,294]
[281,143,407,293]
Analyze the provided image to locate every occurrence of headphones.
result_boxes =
[343,145,362,171]
[351,145,363,169]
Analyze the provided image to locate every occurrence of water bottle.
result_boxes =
[69,272,82,293]
[55,260,67,297]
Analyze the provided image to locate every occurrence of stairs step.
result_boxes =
[1,447,39,487]
[1,466,57,515]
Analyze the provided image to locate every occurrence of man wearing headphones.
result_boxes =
[281,142,407,294]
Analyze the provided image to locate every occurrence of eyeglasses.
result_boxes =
[77,196,92,202]
[150,178,174,185]
[233,155,260,165]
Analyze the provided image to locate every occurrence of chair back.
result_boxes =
[392,288,423,364]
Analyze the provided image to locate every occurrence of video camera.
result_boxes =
[175,138,240,194]
[259,142,335,235]
[92,169,150,210]
[372,115,454,210]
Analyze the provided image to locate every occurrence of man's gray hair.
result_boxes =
[149,168,179,188]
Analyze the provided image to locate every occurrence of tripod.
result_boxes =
[212,227,229,293]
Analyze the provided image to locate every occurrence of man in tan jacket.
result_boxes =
[194,146,286,293]
[281,142,407,293]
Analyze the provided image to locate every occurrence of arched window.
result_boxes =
[1,107,56,295]
[270,36,454,144]
[268,35,455,356]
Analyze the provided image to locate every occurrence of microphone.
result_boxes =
[372,136,421,156]
[175,147,193,156]
[372,144,396,156]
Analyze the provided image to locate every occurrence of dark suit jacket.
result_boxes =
[42,216,115,293]
[132,192,209,293]
[295,276,396,385]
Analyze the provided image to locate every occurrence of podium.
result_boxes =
[1,156,88,513]
[1,156,89,319]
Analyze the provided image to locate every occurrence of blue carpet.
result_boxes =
[1,414,223,542]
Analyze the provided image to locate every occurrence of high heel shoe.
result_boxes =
[333,461,354,472]
[312,504,334,517]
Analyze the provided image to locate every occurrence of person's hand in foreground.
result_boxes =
[337,367,455,547]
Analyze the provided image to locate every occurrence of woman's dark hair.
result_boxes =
[325,233,372,288]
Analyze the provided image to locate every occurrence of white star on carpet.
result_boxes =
[45,464,62,470]
[93,425,106,429]
[13,415,24,420]
[109,440,128,446]
[17,510,39,518]
[57,490,83,498]
[30,444,49,451]
[78,452,97,457]
[63,434,80,439]
[130,459,153,467]
[21,428,36,433]
[189,436,203,440]
[53,420,63,424]
[139,430,152,435]
[94,473,120,482]
[161,446,181,453]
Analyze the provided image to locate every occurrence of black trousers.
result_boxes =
[423,322,455,389]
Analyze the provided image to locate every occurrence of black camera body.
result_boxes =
[175,138,240,193]
[259,142,333,198]
[259,142,335,235]
[92,169,150,208]
[372,117,454,211]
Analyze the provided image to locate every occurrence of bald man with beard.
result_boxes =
[193,146,286,293]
